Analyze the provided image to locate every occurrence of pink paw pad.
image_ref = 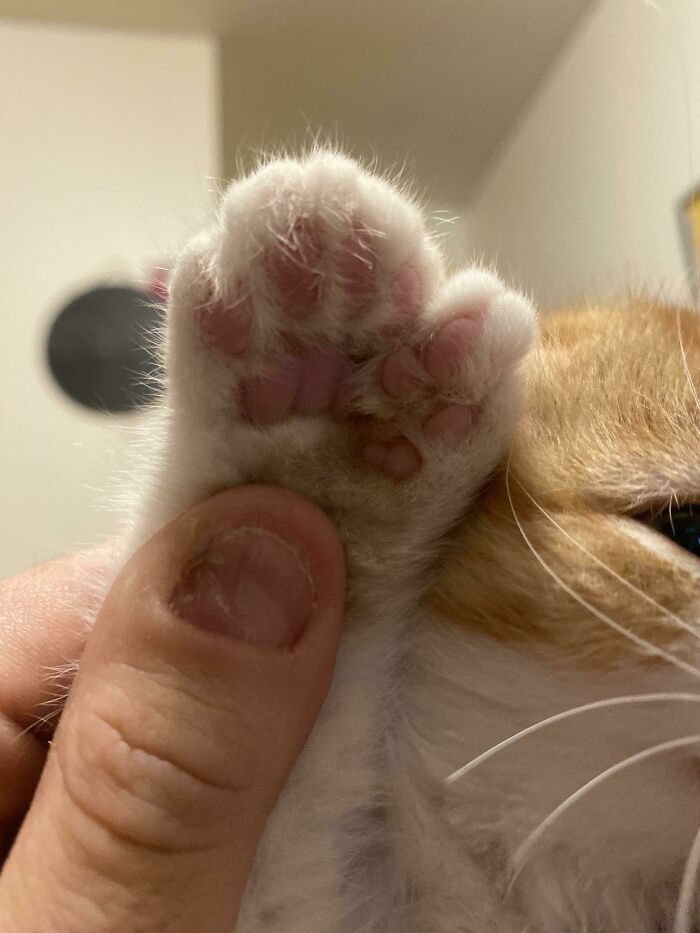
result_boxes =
[198,293,252,356]
[294,346,353,415]
[381,346,430,398]
[241,359,300,424]
[380,312,482,399]
[382,264,422,338]
[267,219,323,319]
[423,315,482,386]
[242,346,352,425]
[423,403,478,444]
[336,222,379,318]
[362,437,422,481]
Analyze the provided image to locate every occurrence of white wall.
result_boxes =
[468,0,700,310]
[0,21,220,576]
[217,0,591,207]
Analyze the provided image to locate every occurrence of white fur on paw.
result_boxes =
[164,153,536,483]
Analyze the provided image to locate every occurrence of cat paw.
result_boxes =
[166,154,535,488]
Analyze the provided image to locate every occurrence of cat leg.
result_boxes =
[124,152,536,932]
[129,153,534,608]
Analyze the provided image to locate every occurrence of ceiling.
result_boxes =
[0,0,595,201]
[0,0,594,37]
[0,0,237,33]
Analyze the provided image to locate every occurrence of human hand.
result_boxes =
[0,486,346,932]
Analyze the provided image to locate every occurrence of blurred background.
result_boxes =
[1,0,699,576]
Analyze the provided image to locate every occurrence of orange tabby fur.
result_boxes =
[432,302,700,669]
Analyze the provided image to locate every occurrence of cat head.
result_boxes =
[430,302,700,927]
[433,301,700,671]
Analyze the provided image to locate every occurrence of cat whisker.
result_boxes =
[509,734,700,889]
[674,822,700,933]
[505,459,700,682]
[446,693,700,784]
[512,474,700,640]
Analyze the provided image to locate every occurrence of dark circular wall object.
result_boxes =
[47,285,165,414]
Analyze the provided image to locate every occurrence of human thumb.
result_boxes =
[0,486,346,933]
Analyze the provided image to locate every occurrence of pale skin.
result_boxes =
[0,486,346,933]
